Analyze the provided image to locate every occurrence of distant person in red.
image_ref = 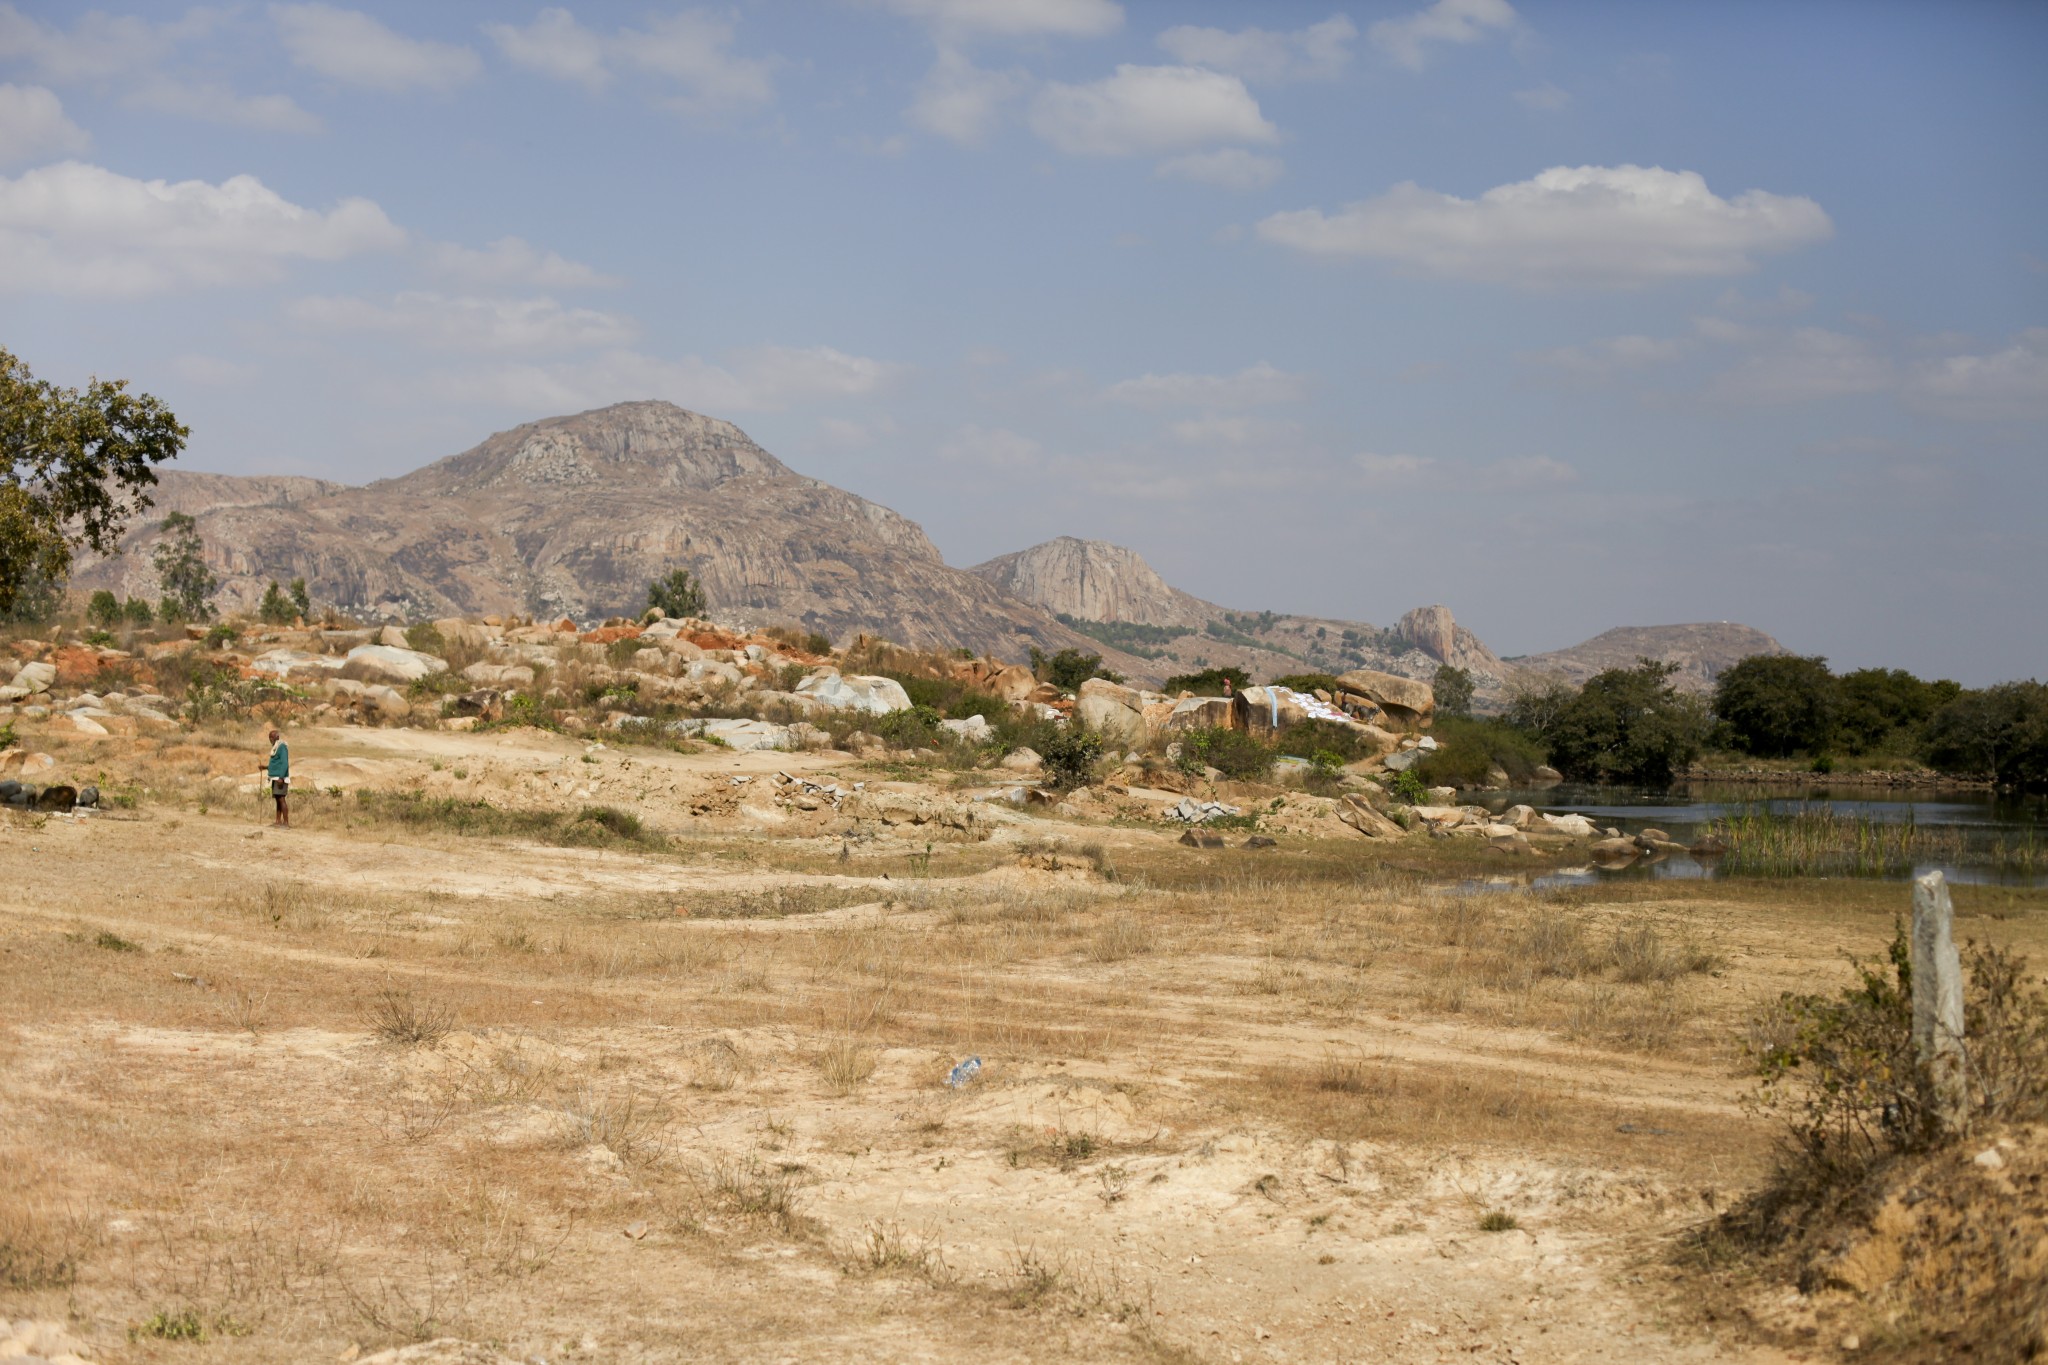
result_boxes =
[266,728,290,827]
[1223,677,1232,697]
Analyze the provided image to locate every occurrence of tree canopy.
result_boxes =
[1713,654,1839,758]
[1540,658,1708,785]
[1432,664,1475,718]
[647,567,707,619]
[0,347,187,615]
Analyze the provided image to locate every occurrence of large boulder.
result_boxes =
[1333,669,1435,728]
[678,717,793,751]
[342,644,447,685]
[1336,794,1406,839]
[250,648,346,682]
[0,659,55,700]
[462,661,535,688]
[794,669,911,715]
[1163,695,1233,731]
[1077,678,1156,741]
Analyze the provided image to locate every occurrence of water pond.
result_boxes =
[1455,780,2048,890]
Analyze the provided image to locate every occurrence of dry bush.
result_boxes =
[1087,912,1152,963]
[559,1090,667,1165]
[845,1219,951,1283]
[698,1154,812,1235]
[371,987,454,1046]
[818,1038,878,1093]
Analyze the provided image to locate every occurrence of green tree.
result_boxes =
[1031,646,1122,691]
[0,347,187,616]
[1924,682,2048,790]
[152,511,216,622]
[122,596,153,626]
[1432,664,1475,718]
[1836,667,1961,756]
[1504,675,1577,736]
[1543,659,1708,786]
[258,580,296,624]
[646,567,706,619]
[86,588,121,629]
[288,577,311,620]
[1713,654,1839,757]
[1162,665,1249,695]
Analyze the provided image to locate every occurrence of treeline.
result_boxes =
[1493,656,2048,791]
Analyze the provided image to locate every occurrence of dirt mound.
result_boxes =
[1727,1124,2048,1361]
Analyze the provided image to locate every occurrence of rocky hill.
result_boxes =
[970,537,1504,691]
[74,403,1149,672]
[1509,622,1787,692]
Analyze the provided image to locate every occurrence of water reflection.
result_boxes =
[1454,780,2048,888]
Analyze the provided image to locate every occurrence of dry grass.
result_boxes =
[5,722,2045,1362]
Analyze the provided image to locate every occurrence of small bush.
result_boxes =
[1478,1210,1519,1232]
[370,988,453,1046]
[258,580,295,624]
[1162,666,1248,696]
[1040,724,1105,790]
[1413,715,1546,789]
[1175,725,1272,781]
[94,929,141,953]
[86,589,121,628]
[404,621,445,656]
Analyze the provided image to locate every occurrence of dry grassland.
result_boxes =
[6,724,2044,1363]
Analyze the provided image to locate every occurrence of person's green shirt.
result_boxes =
[267,741,289,779]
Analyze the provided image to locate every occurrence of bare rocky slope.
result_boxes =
[1509,622,1788,692]
[971,537,1507,691]
[74,402,1150,673]
[971,536,1784,697]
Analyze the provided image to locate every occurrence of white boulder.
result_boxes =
[343,644,448,684]
[794,669,911,715]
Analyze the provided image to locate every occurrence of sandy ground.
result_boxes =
[7,722,2040,1363]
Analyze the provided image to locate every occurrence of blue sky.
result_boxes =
[2,0,2044,681]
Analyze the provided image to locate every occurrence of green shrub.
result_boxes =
[1268,672,1340,695]
[122,596,153,626]
[1412,716,1546,789]
[1540,659,1707,786]
[1054,614,1194,659]
[202,622,237,649]
[1433,664,1475,718]
[1163,666,1249,696]
[85,588,121,629]
[1040,724,1104,790]
[1032,646,1122,691]
[404,621,445,656]
[1273,718,1380,765]
[1924,681,2048,790]
[647,567,707,618]
[1387,769,1428,804]
[874,703,946,749]
[1175,725,1272,781]
[258,580,296,624]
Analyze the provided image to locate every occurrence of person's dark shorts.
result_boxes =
[271,778,288,799]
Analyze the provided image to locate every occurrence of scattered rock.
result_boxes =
[1178,831,1226,848]
[1529,764,1564,788]
[998,747,1042,773]
[793,670,911,715]
[341,644,448,685]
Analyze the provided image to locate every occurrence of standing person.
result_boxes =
[266,728,290,827]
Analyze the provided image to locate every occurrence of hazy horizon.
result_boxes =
[3,0,2042,683]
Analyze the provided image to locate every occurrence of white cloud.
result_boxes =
[1906,329,2048,421]
[1030,64,1277,156]
[430,345,905,414]
[0,8,318,132]
[0,160,404,295]
[425,236,620,289]
[485,7,775,114]
[271,4,481,93]
[1513,82,1569,111]
[1354,451,1435,485]
[908,48,1028,144]
[124,79,323,133]
[880,0,1122,42]
[1707,327,1894,404]
[484,7,609,92]
[1257,164,1833,287]
[1103,361,1307,408]
[1523,334,1684,379]
[1369,0,1517,70]
[0,83,88,164]
[939,424,1042,467]
[1155,15,1355,84]
[1484,454,1577,486]
[291,292,638,353]
[0,3,217,84]
[817,414,899,447]
[1155,147,1282,192]
[1166,413,1301,447]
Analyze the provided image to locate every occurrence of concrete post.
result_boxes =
[1910,870,1968,1128]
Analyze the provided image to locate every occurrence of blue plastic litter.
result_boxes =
[945,1056,982,1088]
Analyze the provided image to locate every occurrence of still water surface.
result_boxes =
[1458,781,2048,889]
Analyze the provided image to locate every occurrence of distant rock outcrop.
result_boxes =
[1511,623,1787,692]
[969,537,1211,629]
[74,403,1143,670]
[1394,604,1505,676]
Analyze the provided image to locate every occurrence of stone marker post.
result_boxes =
[1910,869,1968,1128]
